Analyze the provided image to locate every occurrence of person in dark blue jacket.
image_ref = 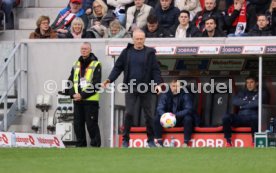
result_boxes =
[154,79,195,147]
[154,0,180,29]
[222,75,267,147]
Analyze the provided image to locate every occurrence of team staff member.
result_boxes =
[222,75,267,147]
[155,79,195,147]
[102,29,162,148]
[68,42,101,147]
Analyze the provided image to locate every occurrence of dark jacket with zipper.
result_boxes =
[143,25,166,38]
[233,89,267,116]
[108,43,162,87]
[248,25,272,36]
[154,0,180,29]
[156,89,193,118]
[202,28,226,37]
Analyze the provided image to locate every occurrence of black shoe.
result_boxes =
[156,139,163,147]
[122,140,129,148]
[148,141,157,148]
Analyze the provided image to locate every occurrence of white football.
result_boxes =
[160,112,176,128]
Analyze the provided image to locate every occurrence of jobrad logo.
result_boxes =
[176,47,198,55]
[220,46,243,54]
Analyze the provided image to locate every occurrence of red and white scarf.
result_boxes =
[228,1,247,35]
[56,10,76,29]
[195,10,205,31]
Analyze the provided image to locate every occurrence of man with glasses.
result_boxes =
[29,15,57,39]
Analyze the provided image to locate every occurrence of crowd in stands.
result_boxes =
[1,0,272,38]
[0,0,20,29]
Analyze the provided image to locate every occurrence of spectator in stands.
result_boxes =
[202,16,226,37]
[87,0,115,28]
[175,0,202,21]
[248,14,272,36]
[29,16,57,39]
[192,0,224,31]
[154,79,195,147]
[166,10,202,37]
[82,0,94,15]
[102,29,162,148]
[217,0,228,12]
[224,0,256,36]
[65,17,96,38]
[0,0,16,29]
[105,19,130,38]
[51,0,88,38]
[265,0,276,35]
[155,0,180,29]
[225,0,234,8]
[222,75,267,147]
[106,0,134,11]
[143,14,166,37]
[87,19,108,38]
[105,0,134,25]
[67,42,102,147]
[126,0,154,33]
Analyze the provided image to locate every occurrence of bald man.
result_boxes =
[103,29,162,148]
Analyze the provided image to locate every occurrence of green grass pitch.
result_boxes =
[0,148,276,173]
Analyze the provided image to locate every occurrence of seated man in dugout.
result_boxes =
[154,79,197,147]
[222,75,267,147]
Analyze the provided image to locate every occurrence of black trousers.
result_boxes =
[74,101,101,147]
[123,92,155,142]
[222,113,258,141]
[154,113,194,143]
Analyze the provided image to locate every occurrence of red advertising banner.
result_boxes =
[118,133,252,148]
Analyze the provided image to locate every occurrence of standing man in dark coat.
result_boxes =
[102,29,162,148]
